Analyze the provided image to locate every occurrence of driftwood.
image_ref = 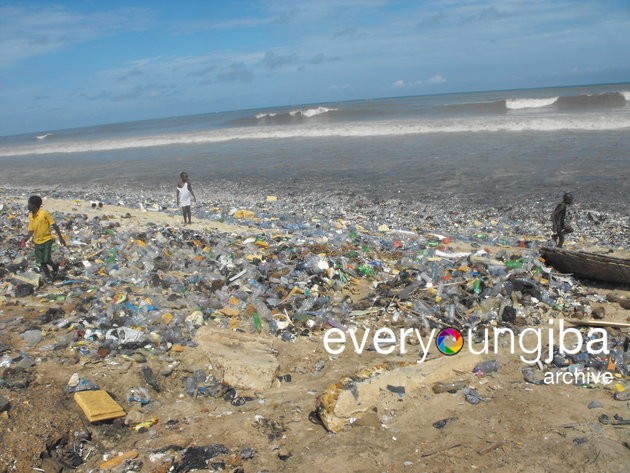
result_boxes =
[420,443,461,458]
[565,319,630,329]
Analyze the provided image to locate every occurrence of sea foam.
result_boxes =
[506,97,558,110]
[1,114,629,157]
[289,106,338,118]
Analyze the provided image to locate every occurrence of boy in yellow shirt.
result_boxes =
[20,196,66,281]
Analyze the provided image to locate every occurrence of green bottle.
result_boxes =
[357,264,375,276]
[473,279,481,294]
[252,313,262,333]
[505,258,524,269]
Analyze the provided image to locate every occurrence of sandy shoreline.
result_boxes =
[31,197,254,236]
[0,188,628,472]
[1,181,628,248]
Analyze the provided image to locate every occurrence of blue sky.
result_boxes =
[1,0,629,135]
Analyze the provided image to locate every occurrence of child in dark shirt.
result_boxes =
[551,192,574,248]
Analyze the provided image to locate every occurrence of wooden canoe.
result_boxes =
[540,247,630,285]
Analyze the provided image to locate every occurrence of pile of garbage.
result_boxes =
[0,187,628,470]
[1,188,628,371]
[2,180,629,248]
[0,198,621,337]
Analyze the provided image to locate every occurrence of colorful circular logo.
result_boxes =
[436,327,464,355]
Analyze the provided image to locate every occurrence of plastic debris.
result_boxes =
[0,184,627,469]
[432,380,467,394]
[432,417,458,429]
[98,450,138,470]
[172,445,229,473]
[473,360,500,376]
[131,416,158,432]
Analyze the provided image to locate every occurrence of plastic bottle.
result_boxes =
[127,387,152,406]
[608,348,625,374]
[305,256,329,275]
[399,257,414,268]
[446,304,455,323]
[463,387,483,404]
[472,360,500,375]
[539,290,556,306]
[430,262,440,281]
[252,313,262,333]
[505,258,524,269]
[254,300,272,320]
[473,279,482,294]
[432,380,467,394]
[184,377,197,397]
[487,265,507,276]
[298,297,317,314]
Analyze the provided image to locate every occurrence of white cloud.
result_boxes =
[393,79,425,88]
[427,74,446,84]
[0,5,151,68]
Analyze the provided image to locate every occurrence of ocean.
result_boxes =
[1,83,629,206]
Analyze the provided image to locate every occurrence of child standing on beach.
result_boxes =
[176,171,196,225]
[551,192,574,248]
[20,195,66,280]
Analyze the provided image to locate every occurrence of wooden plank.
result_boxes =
[565,319,630,329]
[420,443,461,458]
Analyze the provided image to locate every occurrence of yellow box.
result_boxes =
[161,312,174,324]
[74,390,125,423]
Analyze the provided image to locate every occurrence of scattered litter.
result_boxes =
[432,417,458,429]
[0,185,627,470]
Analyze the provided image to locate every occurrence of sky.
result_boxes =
[1,0,629,136]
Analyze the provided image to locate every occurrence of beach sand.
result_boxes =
[40,197,254,235]
[0,192,628,473]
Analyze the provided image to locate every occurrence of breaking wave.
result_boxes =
[1,114,629,157]
[255,112,278,119]
[506,97,558,110]
[449,92,628,114]
[234,107,338,126]
[256,106,338,122]
[289,106,337,118]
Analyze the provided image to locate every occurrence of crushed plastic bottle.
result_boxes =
[432,380,467,394]
[473,360,500,376]
[357,264,375,277]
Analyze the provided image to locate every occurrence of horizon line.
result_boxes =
[3,80,629,138]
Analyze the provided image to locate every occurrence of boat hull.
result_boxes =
[540,248,630,285]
